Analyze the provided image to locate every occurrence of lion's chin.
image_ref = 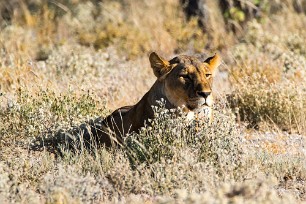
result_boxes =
[187,101,210,111]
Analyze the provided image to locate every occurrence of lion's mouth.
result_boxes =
[187,99,210,110]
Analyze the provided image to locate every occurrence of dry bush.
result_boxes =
[227,11,306,132]
[230,78,306,132]
[0,88,108,148]
[125,101,241,170]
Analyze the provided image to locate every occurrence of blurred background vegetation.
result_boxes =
[1,0,305,59]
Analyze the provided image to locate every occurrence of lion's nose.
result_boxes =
[197,91,211,99]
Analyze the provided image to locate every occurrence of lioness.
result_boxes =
[80,52,221,147]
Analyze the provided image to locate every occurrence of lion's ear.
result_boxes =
[204,53,221,76]
[149,52,171,78]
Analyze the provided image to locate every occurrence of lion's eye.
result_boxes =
[206,74,212,78]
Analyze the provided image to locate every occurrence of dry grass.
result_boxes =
[228,11,306,133]
[0,0,305,203]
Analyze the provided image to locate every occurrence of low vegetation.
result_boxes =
[0,0,305,203]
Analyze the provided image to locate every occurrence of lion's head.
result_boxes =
[149,52,221,112]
